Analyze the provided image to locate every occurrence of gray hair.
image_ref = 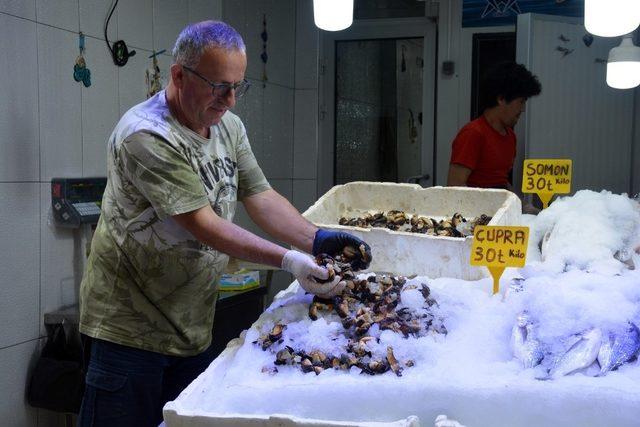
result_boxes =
[172,20,246,67]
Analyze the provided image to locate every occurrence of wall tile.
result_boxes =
[118,47,155,115]
[295,0,318,89]
[231,77,264,162]
[0,340,39,426]
[0,183,40,348]
[244,0,269,83]
[189,0,222,22]
[153,0,189,54]
[221,0,246,35]
[118,0,153,51]
[269,178,292,200]
[0,14,39,182]
[233,203,267,239]
[38,24,82,181]
[232,179,292,241]
[262,0,295,87]
[36,0,78,32]
[80,0,116,40]
[82,37,118,177]
[222,0,250,72]
[292,179,316,213]
[0,0,36,20]
[39,183,78,336]
[293,89,318,179]
[261,83,293,179]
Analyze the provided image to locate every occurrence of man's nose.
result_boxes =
[221,89,236,108]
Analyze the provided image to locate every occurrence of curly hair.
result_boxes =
[172,20,245,68]
[481,61,541,109]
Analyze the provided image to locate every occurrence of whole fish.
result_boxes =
[551,328,602,378]
[597,323,640,374]
[511,311,545,368]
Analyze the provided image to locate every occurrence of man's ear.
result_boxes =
[496,95,507,106]
[171,64,184,89]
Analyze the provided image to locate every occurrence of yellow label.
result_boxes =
[521,159,572,208]
[471,226,530,294]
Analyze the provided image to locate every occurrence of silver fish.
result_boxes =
[511,311,545,368]
[551,328,602,378]
[597,323,640,374]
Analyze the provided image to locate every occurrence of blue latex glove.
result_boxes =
[312,229,372,270]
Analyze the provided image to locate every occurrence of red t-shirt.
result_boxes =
[449,116,516,188]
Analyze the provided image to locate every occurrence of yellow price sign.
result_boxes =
[470,225,529,295]
[521,159,572,209]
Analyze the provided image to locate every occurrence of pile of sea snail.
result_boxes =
[256,247,447,377]
[338,210,492,237]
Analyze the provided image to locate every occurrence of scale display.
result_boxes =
[51,178,107,227]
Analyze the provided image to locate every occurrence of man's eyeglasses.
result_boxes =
[182,65,250,99]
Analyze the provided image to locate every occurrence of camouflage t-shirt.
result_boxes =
[79,90,270,356]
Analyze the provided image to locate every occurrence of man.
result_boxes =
[78,21,370,426]
[447,61,541,199]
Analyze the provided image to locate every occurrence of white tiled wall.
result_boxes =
[0,0,36,20]
[0,183,40,349]
[293,89,318,179]
[82,36,119,177]
[38,24,83,181]
[0,13,39,182]
[36,0,79,32]
[0,340,40,426]
[1,0,319,424]
[153,0,190,53]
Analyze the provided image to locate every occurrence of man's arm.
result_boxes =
[173,205,349,297]
[242,189,372,269]
[173,204,288,267]
[447,164,472,186]
[242,189,317,253]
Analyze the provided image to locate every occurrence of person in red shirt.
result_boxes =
[448,62,541,194]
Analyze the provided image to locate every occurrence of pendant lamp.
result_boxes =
[606,34,640,89]
[585,0,640,37]
[313,0,354,31]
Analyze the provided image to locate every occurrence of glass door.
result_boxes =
[335,38,424,185]
[319,17,436,194]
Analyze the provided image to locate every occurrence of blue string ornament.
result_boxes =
[73,32,91,87]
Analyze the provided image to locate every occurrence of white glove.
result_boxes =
[281,250,345,298]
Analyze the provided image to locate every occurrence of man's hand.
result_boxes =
[312,229,372,270]
[281,250,345,298]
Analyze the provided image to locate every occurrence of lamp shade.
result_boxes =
[313,0,354,31]
[606,35,640,89]
[585,0,640,37]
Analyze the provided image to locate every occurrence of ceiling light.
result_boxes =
[313,0,354,32]
[606,34,640,89]
[585,0,640,37]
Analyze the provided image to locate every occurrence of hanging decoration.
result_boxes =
[73,32,92,87]
[146,50,165,98]
[462,0,583,28]
[261,14,268,88]
[555,46,574,58]
[408,109,418,144]
[583,34,594,47]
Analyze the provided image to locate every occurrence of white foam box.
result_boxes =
[163,336,421,427]
[302,183,521,280]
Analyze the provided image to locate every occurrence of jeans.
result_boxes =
[78,337,217,427]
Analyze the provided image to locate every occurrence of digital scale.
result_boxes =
[51,178,107,227]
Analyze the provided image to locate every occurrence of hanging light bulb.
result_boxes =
[313,0,354,31]
[606,34,640,89]
[585,0,640,37]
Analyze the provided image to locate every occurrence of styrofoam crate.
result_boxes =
[163,334,421,427]
[302,183,522,280]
